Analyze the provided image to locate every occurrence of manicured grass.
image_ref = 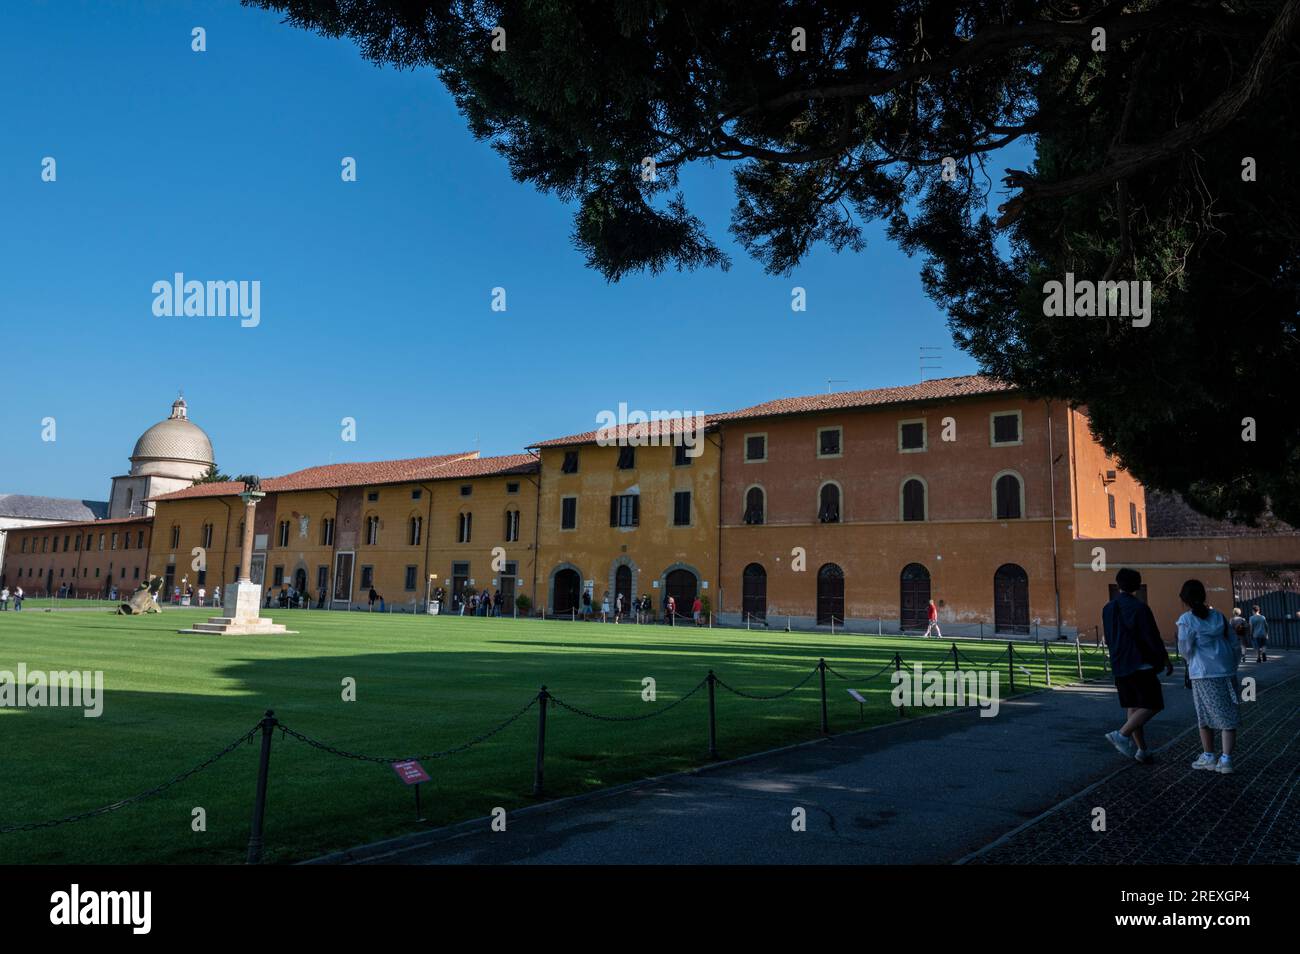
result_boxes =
[0,609,1108,864]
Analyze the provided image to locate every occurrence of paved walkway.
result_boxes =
[314,650,1298,865]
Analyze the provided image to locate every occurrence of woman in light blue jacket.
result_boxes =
[1176,579,1240,775]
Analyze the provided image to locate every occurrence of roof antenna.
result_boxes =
[920,347,942,382]
[825,379,848,394]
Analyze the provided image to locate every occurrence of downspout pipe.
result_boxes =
[1047,401,1062,639]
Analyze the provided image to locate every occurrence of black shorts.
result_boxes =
[1115,668,1165,711]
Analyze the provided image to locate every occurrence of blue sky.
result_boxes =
[1,1,1026,500]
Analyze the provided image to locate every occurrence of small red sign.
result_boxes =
[391,760,430,785]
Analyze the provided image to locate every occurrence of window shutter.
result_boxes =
[632,495,640,525]
[610,496,619,527]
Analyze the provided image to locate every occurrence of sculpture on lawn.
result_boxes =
[117,576,164,615]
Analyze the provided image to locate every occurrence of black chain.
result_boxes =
[714,665,820,700]
[277,696,537,764]
[0,724,260,834]
[548,678,708,722]
[824,658,897,682]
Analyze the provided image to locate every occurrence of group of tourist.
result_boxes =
[0,586,23,610]
[569,590,705,625]
[449,589,506,616]
[1101,567,1272,776]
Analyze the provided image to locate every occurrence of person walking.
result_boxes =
[582,589,592,621]
[368,586,378,611]
[1101,568,1172,764]
[1230,607,1253,661]
[692,595,703,626]
[14,586,24,611]
[213,584,221,608]
[197,585,206,608]
[615,591,624,624]
[666,594,677,625]
[1248,605,1269,662]
[0,586,9,611]
[923,599,942,638]
[1178,579,1241,775]
[601,591,611,623]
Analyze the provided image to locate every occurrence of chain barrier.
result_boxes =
[277,696,538,764]
[549,678,708,722]
[714,664,820,700]
[0,723,260,834]
[824,658,896,682]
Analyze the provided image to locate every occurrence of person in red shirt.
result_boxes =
[923,599,942,638]
[692,595,703,626]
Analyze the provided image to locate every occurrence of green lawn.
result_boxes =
[0,609,1108,864]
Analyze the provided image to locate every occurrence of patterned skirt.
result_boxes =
[1191,676,1241,730]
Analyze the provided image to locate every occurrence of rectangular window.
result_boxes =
[506,482,520,495]
[617,446,636,470]
[360,565,374,589]
[1129,501,1138,534]
[610,494,640,528]
[561,497,577,530]
[673,491,691,527]
[124,534,131,550]
[42,536,48,552]
[674,443,691,467]
[460,485,472,497]
[405,565,418,591]
[99,534,105,551]
[899,420,927,452]
[818,426,842,458]
[367,492,379,502]
[134,567,141,580]
[137,531,144,548]
[52,536,59,553]
[110,533,118,550]
[317,565,328,595]
[73,535,80,552]
[273,565,285,586]
[63,535,70,552]
[1108,494,1117,529]
[197,569,206,585]
[991,411,1022,445]
[411,489,422,500]
[745,434,766,462]
[561,451,579,474]
[20,539,27,553]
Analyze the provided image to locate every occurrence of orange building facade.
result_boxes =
[2,516,153,597]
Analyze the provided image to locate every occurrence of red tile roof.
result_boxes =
[712,374,1015,422]
[6,515,153,531]
[148,452,537,502]
[532,415,717,449]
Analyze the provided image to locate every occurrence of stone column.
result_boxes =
[225,490,267,621]
[238,491,262,583]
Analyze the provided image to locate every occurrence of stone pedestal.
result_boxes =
[179,583,294,634]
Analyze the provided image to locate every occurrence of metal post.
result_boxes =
[706,670,718,758]
[894,653,904,717]
[786,616,791,633]
[1007,642,1015,694]
[246,709,275,865]
[979,620,984,640]
[1042,640,1051,686]
[951,643,960,670]
[532,686,549,796]
[746,612,751,631]
[877,618,882,636]
[1074,638,1083,680]
[818,659,829,735]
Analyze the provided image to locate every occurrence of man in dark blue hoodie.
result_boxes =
[1102,567,1173,763]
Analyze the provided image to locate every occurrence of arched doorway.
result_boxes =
[900,563,931,632]
[614,565,632,614]
[664,568,698,619]
[294,567,307,599]
[994,563,1030,634]
[553,568,581,615]
[742,563,767,620]
[816,563,844,624]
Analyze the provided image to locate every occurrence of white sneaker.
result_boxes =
[1191,752,1217,771]
[1106,730,1137,758]
[1217,755,1235,775]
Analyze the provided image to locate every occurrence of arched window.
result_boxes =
[365,515,380,545]
[505,509,520,542]
[993,471,1024,519]
[816,563,844,624]
[408,515,422,546]
[743,486,765,525]
[818,482,841,523]
[901,478,927,521]
[457,512,472,544]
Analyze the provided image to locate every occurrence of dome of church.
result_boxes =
[130,397,214,469]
